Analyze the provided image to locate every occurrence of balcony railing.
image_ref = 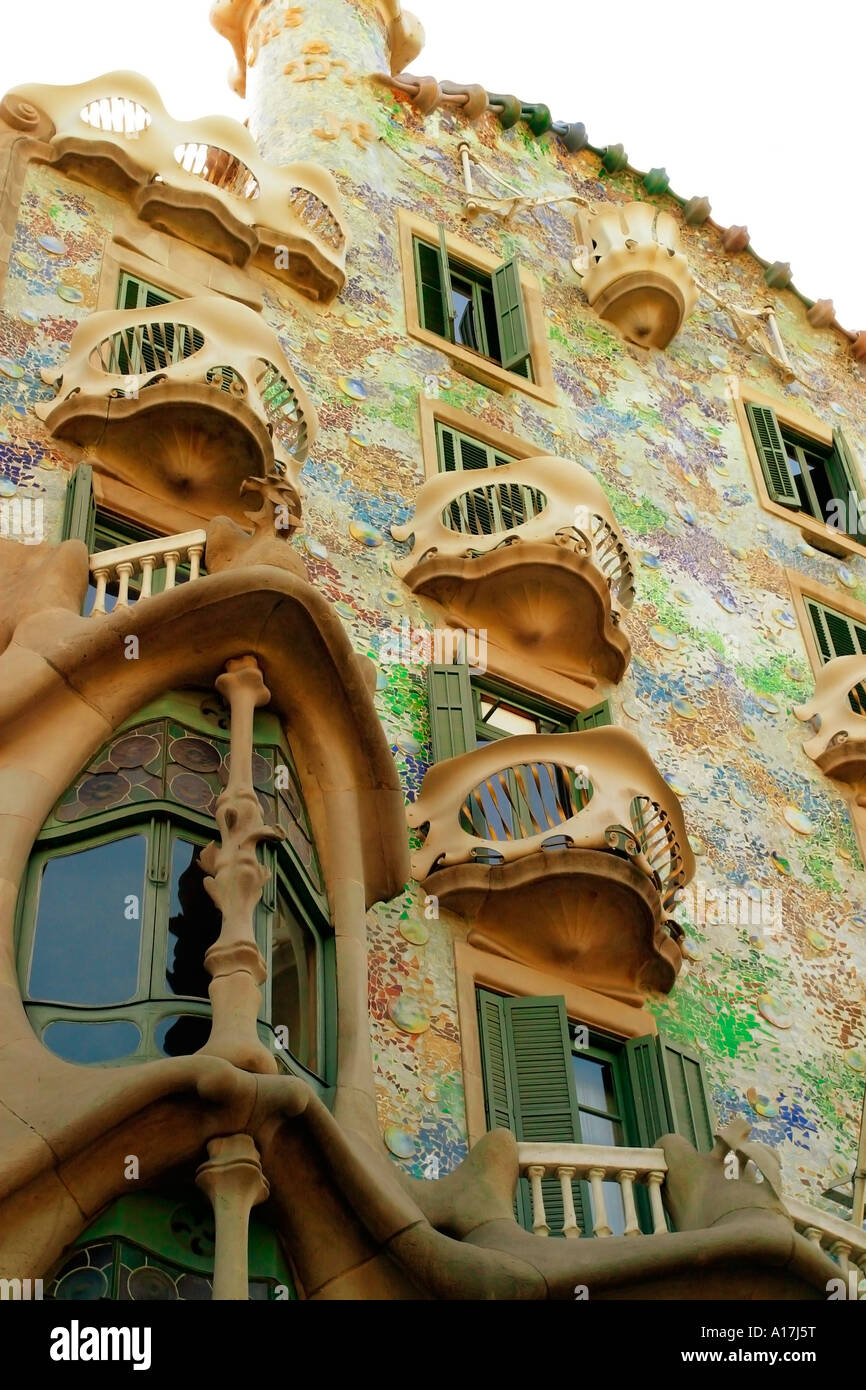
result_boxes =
[517,1143,866,1269]
[37,296,316,520]
[794,654,866,782]
[88,530,206,615]
[393,455,635,613]
[410,727,691,915]
[518,1143,668,1238]
[0,72,348,300]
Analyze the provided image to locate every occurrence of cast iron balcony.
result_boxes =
[36,295,316,522]
[408,727,693,1003]
[392,456,635,685]
[579,202,698,349]
[0,73,348,300]
[794,656,866,783]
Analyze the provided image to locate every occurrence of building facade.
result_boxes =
[0,0,864,1300]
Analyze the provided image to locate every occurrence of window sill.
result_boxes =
[408,324,557,405]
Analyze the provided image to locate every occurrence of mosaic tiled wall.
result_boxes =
[1,0,864,1210]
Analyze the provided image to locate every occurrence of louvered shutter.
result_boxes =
[745,402,799,506]
[426,663,475,763]
[414,230,453,342]
[61,464,96,550]
[626,1033,714,1152]
[573,700,612,731]
[505,994,589,1236]
[828,430,865,540]
[491,258,531,372]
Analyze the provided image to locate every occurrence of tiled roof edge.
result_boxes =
[378,72,865,363]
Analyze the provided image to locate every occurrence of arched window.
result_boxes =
[16,690,332,1085]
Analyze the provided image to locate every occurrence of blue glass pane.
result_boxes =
[29,836,146,1004]
[43,1019,141,1063]
[165,837,221,998]
[155,1014,211,1057]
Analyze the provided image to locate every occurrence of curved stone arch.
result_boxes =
[0,541,408,1170]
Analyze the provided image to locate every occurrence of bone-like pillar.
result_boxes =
[199,654,283,1075]
[196,1134,270,1301]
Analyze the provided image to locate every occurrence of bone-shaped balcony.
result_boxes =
[794,655,866,783]
[580,202,699,349]
[392,457,635,685]
[408,727,694,1003]
[0,74,348,299]
[36,296,316,524]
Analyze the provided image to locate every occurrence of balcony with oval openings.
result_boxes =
[408,727,694,1005]
[0,74,348,300]
[795,655,866,785]
[35,295,316,524]
[577,203,698,350]
[392,455,635,686]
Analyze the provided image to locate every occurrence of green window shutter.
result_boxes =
[806,598,864,661]
[477,989,589,1236]
[61,465,96,550]
[477,988,515,1132]
[745,403,799,506]
[117,272,175,311]
[491,258,531,372]
[414,231,453,342]
[435,422,459,473]
[572,700,612,731]
[828,429,864,539]
[426,663,475,762]
[625,1034,714,1152]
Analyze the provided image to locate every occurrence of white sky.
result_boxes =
[1,0,864,328]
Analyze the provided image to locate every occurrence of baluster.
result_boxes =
[588,1167,612,1238]
[115,561,134,608]
[830,1241,851,1278]
[90,567,110,616]
[617,1170,641,1236]
[163,549,180,591]
[188,544,204,582]
[557,1166,581,1238]
[801,1225,824,1248]
[139,554,156,600]
[647,1170,667,1233]
[527,1165,550,1236]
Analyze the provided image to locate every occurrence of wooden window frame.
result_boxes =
[735,382,866,560]
[16,695,334,1084]
[418,396,538,481]
[398,210,557,405]
[786,569,866,681]
[455,940,655,1148]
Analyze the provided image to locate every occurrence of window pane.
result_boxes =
[165,838,222,999]
[578,1110,624,1147]
[29,836,146,1004]
[271,892,318,1073]
[42,1019,141,1064]
[155,1014,212,1057]
[573,1055,618,1115]
[479,697,540,737]
[451,275,480,351]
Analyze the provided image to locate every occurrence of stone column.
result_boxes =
[199,654,283,1075]
[196,1134,270,1301]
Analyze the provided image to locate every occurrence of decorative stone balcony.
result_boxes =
[579,202,699,349]
[391,456,635,685]
[795,656,866,783]
[0,73,347,300]
[408,727,693,1003]
[518,1142,866,1270]
[36,296,316,523]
